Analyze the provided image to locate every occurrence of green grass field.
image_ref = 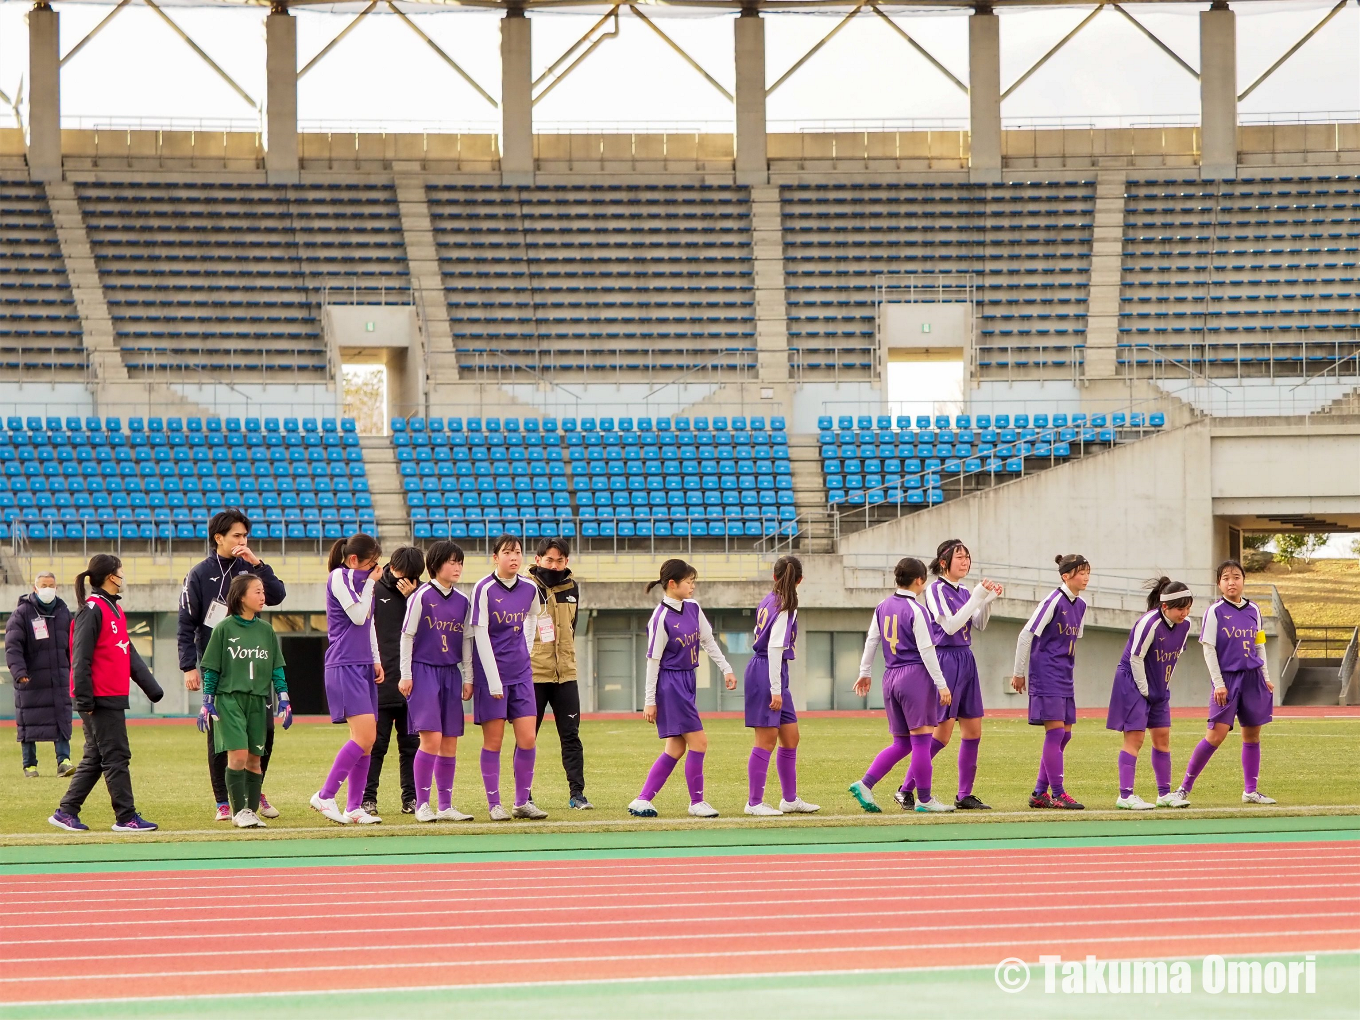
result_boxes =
[6,714,1359,844]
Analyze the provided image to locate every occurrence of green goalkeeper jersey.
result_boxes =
[200,615,287,698]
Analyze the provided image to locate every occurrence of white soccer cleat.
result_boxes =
[1115,794,1155,811]
[1242,790,1277,804]
[344,807,382,825]
[257,797,280,819]
[914,797,956,813]
[1158,788,1191,808]
[415,803,438,823]
[310,792,350,825]
[744,802,783,817]
[437,805,474,822]
[847,780,881,813]
[780,797,821,814]
[688,801,719,818]
[628,798,658,817]
[512,801,548,819]
[488,804,512,821]
[232,809,266,828]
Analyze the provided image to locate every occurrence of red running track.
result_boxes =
[2,841,1358,1002]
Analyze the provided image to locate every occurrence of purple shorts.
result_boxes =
[655,667,703,739]
[324,663,378,723]
[937,646,985,720]
[472,679,535,725]
[1106,663,1171,732]
[406,662,466,737]
[1208,667,1273,730]
[1028,693,1076,726]
[744,654,798,729]
[883,664,940,735]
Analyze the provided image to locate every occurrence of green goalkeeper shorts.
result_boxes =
[213,692,270,756]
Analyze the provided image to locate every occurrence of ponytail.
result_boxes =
[771,555,802,613]
[75,553,121,608]
[646,558,696,595]
[328,532,381,572]
[1145,576,1193,612]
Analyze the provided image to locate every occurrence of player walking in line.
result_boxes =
[399,540,474,822]
[1013,554,1090,810]
[848,557,955,814]
[1106,577,1194,810]
[1173,559,1277,805]
[466,535,549,821]
[744,556,818,816]
[629,559,737,819]
[196,574,291,829]
[894,539,1001,811]
[311,533,385,825]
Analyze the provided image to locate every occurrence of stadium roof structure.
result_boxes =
[39,0,1300,9]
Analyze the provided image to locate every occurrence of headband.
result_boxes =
[1160,589,1192,602]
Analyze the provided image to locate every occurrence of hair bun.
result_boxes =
[1054,554,1065,566]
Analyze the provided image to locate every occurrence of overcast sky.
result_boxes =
[0,0,1354,131]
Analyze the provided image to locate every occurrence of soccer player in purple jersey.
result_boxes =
[399,540,475,823]
[849,557,955,814]
[1012,553,1090,810]
[1173,559,1277,806]
[629,559,737,819]
[311,533,385,825]
[1106,578,1194,810]
[465,534,549,821]
[743,556,819,817]
[893,539,1002,812]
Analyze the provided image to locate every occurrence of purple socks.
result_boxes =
[320,740,365,800]
[776,747,798,803]
[435,755,457,812]
[685,751,706,804]
[414,750,437,809]
[863,735,912,789]
[1151,748,1172,796]
[1036,728,1066,796]
[639,752,680,801]
[346,755,371,812]
[747,747,772,807]
[513,747,536,807]
[1181,738,1217,793]
[907,733,934,803]
[480,748,501,807]
[901,736,946,794]
[957,738,980,798]
[1117,750,1137,798]
[1242,742,1261,794]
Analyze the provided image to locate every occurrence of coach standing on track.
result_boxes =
[179,509,287,821]
[529,538,591,810]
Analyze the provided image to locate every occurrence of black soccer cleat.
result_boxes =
[955,794,991,810]
[892,787,915,811]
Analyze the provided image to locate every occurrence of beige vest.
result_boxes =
[530,578,578,683]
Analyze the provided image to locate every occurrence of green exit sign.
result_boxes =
[366,322,375,332]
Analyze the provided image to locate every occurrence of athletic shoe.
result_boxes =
[402,799,417,815]
[488,804,512,821]
[310,791,350,824]
[415,803,438,823]
[1050,792,1085,810]
[892,788,915,811]
[688,801,719,818]
[512,801,548,820]
[848,780,881,813]
[257,795,280,819]
[628,798,658,817]
[57,758,75,778]
[1028,791,1054,809]
[915,797,956,813]
[48,809,88,832]
[1157,789,1190,808]
[23,765,37,779]
[111,814,158,832]
[744,802,783,817]
[437,805,474,821]
[569,795,594,810]
[779,797,821,813]
[361,800,379,816]
[955,794,991,810]
[344,807,382,825]
[1115,794,1155,811]
[233,809,266,828]
[1242,790,1277,805]
[214,803,231,822]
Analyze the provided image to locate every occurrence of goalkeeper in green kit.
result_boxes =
[197,573,291,828]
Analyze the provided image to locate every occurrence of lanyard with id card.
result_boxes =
[31,617,49,641]
[537,613,556,644]
[204,598,229,630]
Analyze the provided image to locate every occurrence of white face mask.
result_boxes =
[35,587,56,605]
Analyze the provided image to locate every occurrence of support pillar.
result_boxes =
[1199,3,1237,180]
[264,8,299,182]
[734,9,767,186]
[967,7,1002,183]
[27,3,60,182]
[500,8,534,186]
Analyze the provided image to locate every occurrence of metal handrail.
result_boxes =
[1338,627,1359,706]
[1292,350,1360,391]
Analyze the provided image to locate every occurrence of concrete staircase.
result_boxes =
[1082,172,1125,381]
[394,177,460,404]
[1283,661,1344,706]
[787,434,835,553]
[749,184,790,385]
[360,435,412,545]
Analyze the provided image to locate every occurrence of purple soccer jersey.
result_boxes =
[751,591,797,660]
[648,599,704,673]
[467,573,540,694]
[871,592,931,669]
[402,582,470,668]
[1201,598,1266,673]
[324,567,379,668]
[925,578,985,648]
[1118,608,1191,700]
[1019,586,1087,697]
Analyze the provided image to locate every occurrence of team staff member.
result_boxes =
[178,509,287,821]
[6,571,74,778]
[529,538,591,810]
[364,546,424,816]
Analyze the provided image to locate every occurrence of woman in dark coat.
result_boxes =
[5,571,74,777]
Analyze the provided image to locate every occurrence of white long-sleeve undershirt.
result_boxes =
[764,610,791,696]
[644,598,732,707]
[927,580,996,636]
[858,591,948,692]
